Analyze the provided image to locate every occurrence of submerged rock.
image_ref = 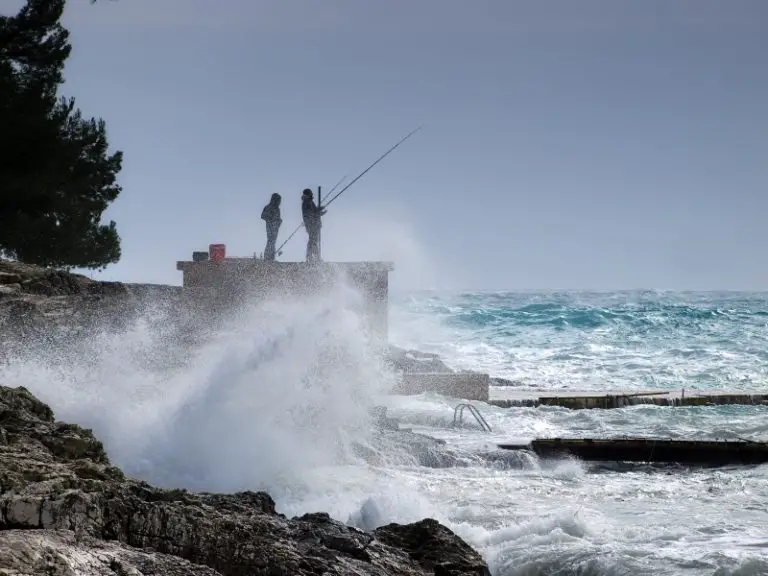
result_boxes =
[351,426,461,469]
[0,384,491,575]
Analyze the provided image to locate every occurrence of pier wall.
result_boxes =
[176,259,393,346]
[498,437,768,466]
[392,372,490,401]
[488,390,768,409]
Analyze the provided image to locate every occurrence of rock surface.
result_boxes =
[384,346,454,375]
[0,260,211,369]
[0,384,491,575]
[0,260,178,351]
[0,529,224,576]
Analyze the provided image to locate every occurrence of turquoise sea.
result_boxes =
[384,290,768,575]
[391,291,768,393]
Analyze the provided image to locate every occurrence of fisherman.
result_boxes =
[260,192,282,261]
[301,188,326,263]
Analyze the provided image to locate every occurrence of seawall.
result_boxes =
[488,388,768,409]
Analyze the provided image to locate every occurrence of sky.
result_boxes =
[6,0,768,291]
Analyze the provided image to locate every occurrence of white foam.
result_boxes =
[1,279,392,496]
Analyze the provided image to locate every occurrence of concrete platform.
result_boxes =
[177,258,393,346]
[498,437,768,466]
[392,372,490,401]
[488,387,768,409]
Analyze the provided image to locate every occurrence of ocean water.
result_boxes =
[386,290,768,575]
[3,286,768,575]
[390,290,768,394]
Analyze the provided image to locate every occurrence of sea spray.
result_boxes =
[0,274,400,498]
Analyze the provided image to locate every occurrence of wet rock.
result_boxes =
[0,272,22,288]
[0,260,127,297]
[0,384,491,575]
[489,377,526,387]
[0,529,223,575]
[369,405,405,430]
[386,346,454,374]
[0,260,193,364]
[375,519,492,576]
[351,426,461,469]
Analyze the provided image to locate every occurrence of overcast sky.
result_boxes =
[7,0,768,290]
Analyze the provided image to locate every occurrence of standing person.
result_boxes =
[261,193,282,261]
[301,188,326,263]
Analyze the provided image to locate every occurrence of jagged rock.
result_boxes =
[0,260,127,298]
[375,520,491,576]
[0,385,491,575]
[352,428,457,469]
[0,260,193,364]
[385,346,453,374]
[489,377,525,387]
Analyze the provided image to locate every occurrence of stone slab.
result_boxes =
[393,372,490,401]
[488,387,768,409]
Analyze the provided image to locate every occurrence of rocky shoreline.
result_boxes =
[0,260,492,575]
[0,385,490,575]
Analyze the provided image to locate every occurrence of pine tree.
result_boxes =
[0,0,123,270]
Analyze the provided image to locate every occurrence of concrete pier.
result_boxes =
[392,372,491,401]
[498,437,768,466]
[488,387,768,409]
[177,258,393,345]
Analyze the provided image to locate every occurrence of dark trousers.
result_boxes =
[306,226,321,263]
[264,221,280,261]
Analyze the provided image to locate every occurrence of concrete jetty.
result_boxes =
[498,437,768,466]
[381,368,768,410]
[177,255,393,346]
[393,372,491,401]
[488,387,768,409]
[383,370,768,409]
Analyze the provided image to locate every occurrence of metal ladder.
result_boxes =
[453,403,492,432]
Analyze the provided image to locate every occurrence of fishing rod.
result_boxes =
[327,173,349,197]
[275,173,348,256]
[275,126,422,256]
[320,125,422,210]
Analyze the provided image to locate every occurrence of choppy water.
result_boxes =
[386,291,768,575]
[3,287,768,575]
[391,291,768,393]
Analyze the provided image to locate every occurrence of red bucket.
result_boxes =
[209,243,226,262]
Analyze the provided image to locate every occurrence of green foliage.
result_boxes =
[0,0,123,270]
